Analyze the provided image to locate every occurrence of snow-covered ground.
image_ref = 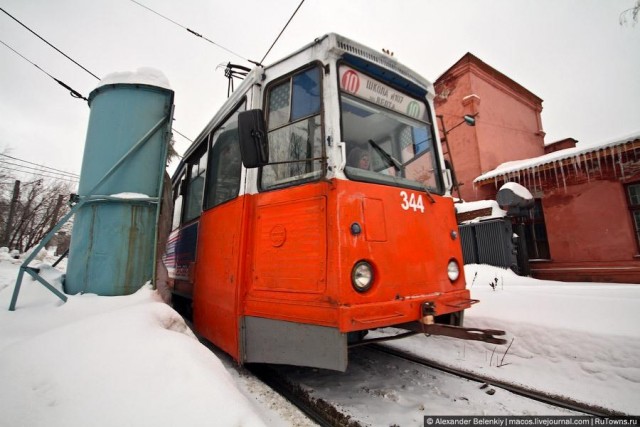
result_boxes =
[0,252,296,427]
[0,252,638,426]
[378,266,640,415]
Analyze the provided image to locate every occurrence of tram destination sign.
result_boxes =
[339,65,426,121]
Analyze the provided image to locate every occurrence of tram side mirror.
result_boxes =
[238,109,269,168]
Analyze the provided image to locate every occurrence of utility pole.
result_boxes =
[2,180,20,247]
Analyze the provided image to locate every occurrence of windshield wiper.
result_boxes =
[367,139,435,204]
[368,139,402,171]
[421,184,436,204]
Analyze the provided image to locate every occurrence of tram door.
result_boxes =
[249,65,327,302]
[192,112,246,360]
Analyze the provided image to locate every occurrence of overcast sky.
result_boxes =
[1,0,639,176]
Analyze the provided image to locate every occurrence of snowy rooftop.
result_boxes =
[474,130,640,184]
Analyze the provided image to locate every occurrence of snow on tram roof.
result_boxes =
[474,130,640,184]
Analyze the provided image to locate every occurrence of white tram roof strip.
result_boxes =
[474,130,640,184]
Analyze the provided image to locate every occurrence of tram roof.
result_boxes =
[175,33,435,175]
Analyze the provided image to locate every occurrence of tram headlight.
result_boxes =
[447,259,460,282]
[352,261,374,292]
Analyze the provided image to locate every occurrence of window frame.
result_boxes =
[182,142,208,224]
[203,99,247,210]
[259,62,326,192]
[625,181,640,253]
[524,198,551,260]
[171,174,185,231]
[336,61,443,194]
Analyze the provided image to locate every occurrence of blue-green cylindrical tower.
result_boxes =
[65,71,174,296]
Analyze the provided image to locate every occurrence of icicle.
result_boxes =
[573,156,579,176]
[537,166,542,191]
[528,169,533,192]
[530,168,535,192]
[554,162,560,189]
[560,162,567,193]
[617,145,625,178]
[611,146,617,179]
[530,168,536,193]
[494,176,498,189]
[596,150,603,178]
[584,155,591,182]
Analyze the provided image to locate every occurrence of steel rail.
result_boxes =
[195,333,359,427]
[247,364,363,427]
[370,343,628,417]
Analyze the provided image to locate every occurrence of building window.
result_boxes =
[626,182,640,251]
[524,199,551,260]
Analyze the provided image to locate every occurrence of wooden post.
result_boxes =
[1,180,20,247]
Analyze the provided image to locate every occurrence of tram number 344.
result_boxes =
[400,191,425,213]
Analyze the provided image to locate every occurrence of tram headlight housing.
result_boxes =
[447,259,460,282]
[352,260,374,292]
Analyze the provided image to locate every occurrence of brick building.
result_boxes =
[435,53,640,283]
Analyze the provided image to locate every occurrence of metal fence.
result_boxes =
[459,218,530,275]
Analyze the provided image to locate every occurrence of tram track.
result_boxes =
[198,330,628,424]
[370,343,628,418]
[248,364,363,427]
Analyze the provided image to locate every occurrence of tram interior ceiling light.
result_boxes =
[352,260,374,292]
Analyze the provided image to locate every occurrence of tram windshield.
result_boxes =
[339,66,441,194]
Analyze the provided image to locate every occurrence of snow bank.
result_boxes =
[382,264,640,415]
[0,260,265,427]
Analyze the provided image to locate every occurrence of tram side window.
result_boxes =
[183,148,207,222]
[171,179,184,230]
[205,110,242,209]
[261,66,323,190]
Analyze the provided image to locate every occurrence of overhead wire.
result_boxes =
[0,4,263,145]
[259,0,306,65]
[0,153,79,178]
[0,6,100,80]
[0,39,88,101]
[0,165,79,183]
[129,0,258,65]
[172,129,193,143]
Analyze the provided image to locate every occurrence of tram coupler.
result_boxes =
[398,321,507,345]
[397,301,507,345]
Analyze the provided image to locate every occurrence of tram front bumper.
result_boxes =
[338,289,475,332]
